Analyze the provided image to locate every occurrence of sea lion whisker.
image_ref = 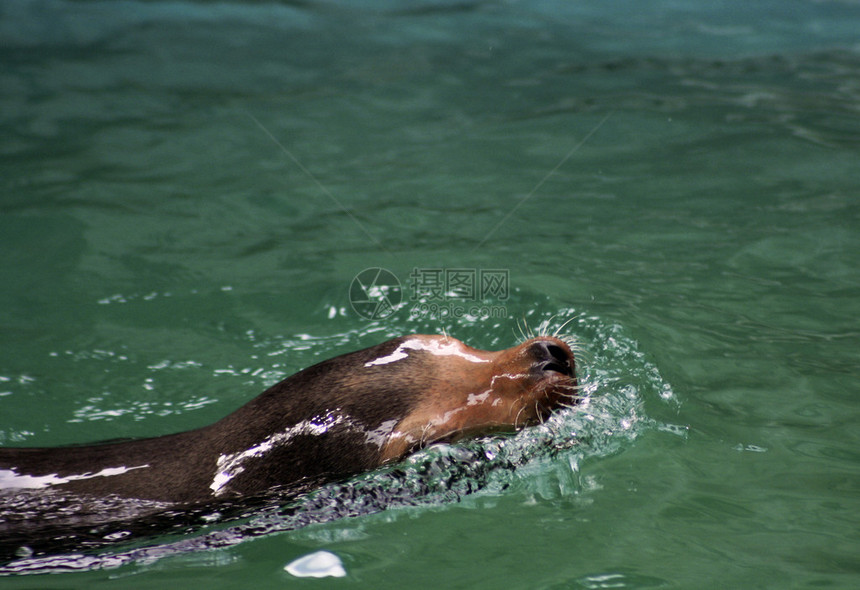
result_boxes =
[419,422,435,448]
[557,388,585,397]
[537,318,553,339]
[515,317,527,343]
[515,317,537,344]
[535,400,550,425]
[552,316,577,339]
[558,382,585,393]
[513,405,528,429]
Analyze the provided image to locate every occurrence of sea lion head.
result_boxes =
[377,334,579,462]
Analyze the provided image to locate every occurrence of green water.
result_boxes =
[2,0,860,587]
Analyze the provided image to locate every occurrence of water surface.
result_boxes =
[1,0,859,587]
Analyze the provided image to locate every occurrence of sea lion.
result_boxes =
[0,334,577,539]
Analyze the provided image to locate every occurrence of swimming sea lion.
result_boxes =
[0,334,577,533]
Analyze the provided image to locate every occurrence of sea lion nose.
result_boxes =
[531,340,573,377]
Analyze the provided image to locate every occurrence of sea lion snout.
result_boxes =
[379,335,579,463]
[492,336,576,384]
[529,339,575,377]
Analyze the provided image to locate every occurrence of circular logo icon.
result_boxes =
[349,268,402,320]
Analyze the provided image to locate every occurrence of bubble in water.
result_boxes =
[284,550,346,578]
